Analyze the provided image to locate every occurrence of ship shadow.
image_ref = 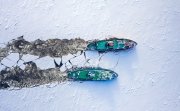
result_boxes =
[69,47,138,110]
[73,79,120,111]
[100,47,139,78]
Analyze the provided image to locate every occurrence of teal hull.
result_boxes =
[86,38,137,52]
[67,67,118,81]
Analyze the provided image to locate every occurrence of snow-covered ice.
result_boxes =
[0,0,180,111]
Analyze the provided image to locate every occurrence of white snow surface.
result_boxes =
[0,0,180,111]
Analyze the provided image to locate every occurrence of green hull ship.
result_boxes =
[67,67,118,81]
[86,37,137,52]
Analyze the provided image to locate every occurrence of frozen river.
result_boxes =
[0,0,180,111]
